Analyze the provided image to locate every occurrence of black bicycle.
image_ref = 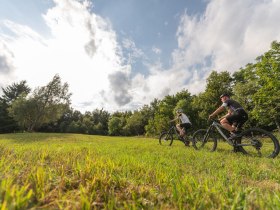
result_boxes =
[159,123,193,146]
[193,119,280,158]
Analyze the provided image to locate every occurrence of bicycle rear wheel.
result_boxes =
[192,129,217,152]
[159,132,173,146]
[239,128,280,158]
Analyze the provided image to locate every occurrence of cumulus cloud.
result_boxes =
[133,0,279,99]
[122,38,145,64]
[0,50,13,74]
[0,0,129,112]
[0,41,16,88]
[152,46,161,54]
[175,0,280,75]
[1,0,280,112]
[108,71,133,106]
[124,0,280,107]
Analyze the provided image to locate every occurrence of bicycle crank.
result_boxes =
[252,139,262,150]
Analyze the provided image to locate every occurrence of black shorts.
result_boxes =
[226,109,248,128]
[180,123,192,130]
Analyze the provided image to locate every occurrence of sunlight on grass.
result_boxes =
[0,133,279,209]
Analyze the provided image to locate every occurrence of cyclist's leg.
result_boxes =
[181,127,190,146]
[176,124,184,137]
[221,115,242,151]
[220,117,235,132]
[182,123,192,146]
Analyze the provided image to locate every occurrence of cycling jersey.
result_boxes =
[222,99,243,112]
[178,113,191,124]
[221,99,248,128]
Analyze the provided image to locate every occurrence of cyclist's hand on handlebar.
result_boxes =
[208,114,215,120]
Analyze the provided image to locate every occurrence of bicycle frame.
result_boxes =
[167,125,181,139]
[206,120,234,146]
[195,119,280,158]
[206,120,253,147]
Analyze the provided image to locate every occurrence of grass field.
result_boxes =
[0,133,280,209]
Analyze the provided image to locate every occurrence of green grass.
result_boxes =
[0,133,280,209]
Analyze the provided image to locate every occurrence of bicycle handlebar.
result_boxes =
[207,118,220,124]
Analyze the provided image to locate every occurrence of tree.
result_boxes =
[251,41,280,131]
[0,98,18,133]
[0,81,31,133]
[145,99,161,136]
[150,95,177,136]
[9,74,72,132]
[124,110,147,136]
[192,71,233,123]
[232,64,259,128]
[91,109,110,135]
[108,116,124,136]
[2,81,31,104]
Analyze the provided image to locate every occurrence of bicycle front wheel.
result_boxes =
[239,128,280,158]
[192,129,217,152]
[159,132,173,146]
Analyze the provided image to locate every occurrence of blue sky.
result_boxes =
[1,0,280,112]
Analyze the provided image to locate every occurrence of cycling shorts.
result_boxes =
[226,109,248,128]
[180,123,192,130]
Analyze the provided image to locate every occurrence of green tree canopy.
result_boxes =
[252,41,280,130]
[0,81,31,133]
[8,74,71,132]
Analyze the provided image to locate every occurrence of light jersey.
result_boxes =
[179,113,191,124]
[221,99,243,112]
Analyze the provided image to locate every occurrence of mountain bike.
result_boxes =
[193,119,280,158]
[159,123,193,146]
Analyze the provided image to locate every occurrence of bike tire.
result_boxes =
[238,128,280,158]
[159,132,174,146]
[192,129,217,152]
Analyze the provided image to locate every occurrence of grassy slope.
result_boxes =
[0,133,279,209]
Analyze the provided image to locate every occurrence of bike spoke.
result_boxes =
[159,132,173,146]
[192,129,217,152]
[239,128,279,158]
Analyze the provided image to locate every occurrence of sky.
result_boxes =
[1,0,280,113]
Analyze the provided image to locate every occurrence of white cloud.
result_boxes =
[0,0,129,112]
[0,40,16,89]
[122,38,145,64]
[175,0,280,75]
[127,0,280,107]
[152,46,161,54]
[1,0,280,112]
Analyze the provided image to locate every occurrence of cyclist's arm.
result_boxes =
[169,117,178,123]
[209,106,226,118]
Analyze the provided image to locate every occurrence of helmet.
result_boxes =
[220,93,230,98]
[176,108,183,114]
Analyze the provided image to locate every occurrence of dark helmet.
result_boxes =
[220,93,230,98]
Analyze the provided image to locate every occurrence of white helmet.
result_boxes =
[176,108,183,114]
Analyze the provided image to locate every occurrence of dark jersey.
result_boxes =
[222,99,248,127]
[221,99,243,112]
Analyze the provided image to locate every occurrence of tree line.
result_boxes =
[1,41,279,136]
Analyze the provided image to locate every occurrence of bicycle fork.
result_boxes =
[203,126,214,144]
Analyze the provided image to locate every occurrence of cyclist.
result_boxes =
[209,93,248,139]
[170,108,192,146]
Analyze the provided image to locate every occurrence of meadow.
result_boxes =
[0,133,279,209]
